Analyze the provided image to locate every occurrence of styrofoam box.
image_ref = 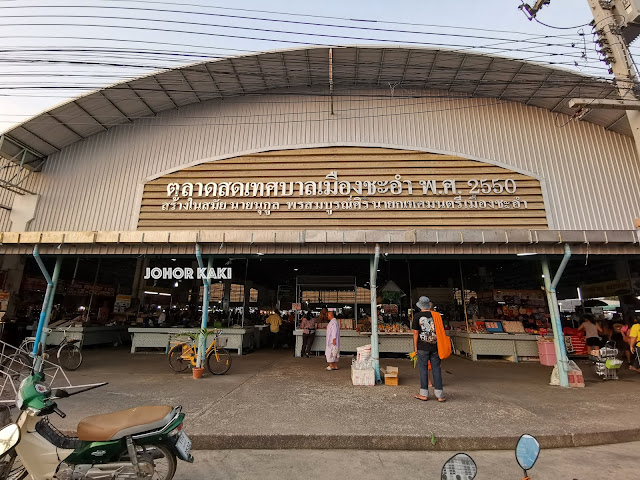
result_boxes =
[351,366,375,386]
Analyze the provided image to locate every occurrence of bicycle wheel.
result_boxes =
[206,348,232,375]
[57,344,82,371]
[168,344,190,373]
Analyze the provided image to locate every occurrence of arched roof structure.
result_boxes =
[0,45,627,160]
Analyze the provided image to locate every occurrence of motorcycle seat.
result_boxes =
[77,405,174,441]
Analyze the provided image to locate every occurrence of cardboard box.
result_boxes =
[384,366,399,386]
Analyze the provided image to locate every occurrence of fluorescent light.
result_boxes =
[144,291,159,295]
[577,288,583,301]
[517,252,538,256]
[158,293,172,296]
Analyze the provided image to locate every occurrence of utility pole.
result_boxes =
[585,0,640,156]
[520,1,640,157]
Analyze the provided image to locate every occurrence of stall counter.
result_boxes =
[294,329,414,357]
[42,325,129,347]
[448,330,539,362]
[129,327,256,355]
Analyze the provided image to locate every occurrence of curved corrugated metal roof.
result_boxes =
[0,45,628,158]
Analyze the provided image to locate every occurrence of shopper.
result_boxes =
[628,317,640,372]
[412,296,451,403]
[300,312,317,358]
[611,319,631,365]
[325,311,340,370]
[266,309,283,349]
[578,314,602,355]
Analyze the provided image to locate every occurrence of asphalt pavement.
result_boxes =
[36,347,640,450]
[173,442,640,480]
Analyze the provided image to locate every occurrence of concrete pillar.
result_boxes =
[0,255,25,317]
[243,280,253,323]
[223,279,231,314]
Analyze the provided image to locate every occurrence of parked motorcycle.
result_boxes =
[441,433,541,480]
[0,372,193,479]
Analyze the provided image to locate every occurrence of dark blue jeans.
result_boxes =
[417,350,443,399]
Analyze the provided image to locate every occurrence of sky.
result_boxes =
[0,0,606,132]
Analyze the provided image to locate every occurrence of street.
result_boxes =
[174,442,639,479]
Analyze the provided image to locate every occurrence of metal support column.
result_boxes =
[370,245,381,383]
[32,247,62,373]
[541,244,572,388]
[195,244,212,368]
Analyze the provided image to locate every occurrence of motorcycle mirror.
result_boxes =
[0,424,20,458]
[52,389,70,398]
[441,453,477,480]
[515,434,540,473]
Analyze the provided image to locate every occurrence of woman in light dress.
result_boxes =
[325,311,340,370]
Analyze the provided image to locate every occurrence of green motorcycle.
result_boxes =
[0,373,193,479]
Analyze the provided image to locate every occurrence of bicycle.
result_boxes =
[21,326,83,371]
[168,329,232,375]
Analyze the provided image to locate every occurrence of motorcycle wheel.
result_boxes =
[206,348,232,375]
[168,344,190,373]
[57,344,83,371]
[119,444,177,480]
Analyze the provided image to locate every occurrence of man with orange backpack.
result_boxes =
[412,296,452,403]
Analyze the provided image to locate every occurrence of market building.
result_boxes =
[0,46,639,368]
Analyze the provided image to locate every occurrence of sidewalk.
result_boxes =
[50,348,640,451]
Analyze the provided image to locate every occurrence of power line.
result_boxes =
[0,0,589,40]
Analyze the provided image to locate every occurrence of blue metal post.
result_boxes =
[32,247,62,372]
[370,245,381,383]
[542,244,572,388]
[195,244,212,368]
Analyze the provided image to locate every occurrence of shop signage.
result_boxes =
[580,279,632,298]
[140,147,548,230]
[162,173,527,216]
[144,267,232,280]
[114,295,132,313]
[65,282,116,297]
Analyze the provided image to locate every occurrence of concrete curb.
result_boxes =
[188,428,640,451]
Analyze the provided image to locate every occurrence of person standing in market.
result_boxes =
[266,309,283,349]
[300,312,317,358]
[325,311,340,370]
[412,296,451,402]
[628,316,640,372]
[578,314,602,355]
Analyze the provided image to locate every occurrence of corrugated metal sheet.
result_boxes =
[1,243,637,256]
[24,88,640,232]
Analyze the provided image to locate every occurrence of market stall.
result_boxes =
[450,289,552,362]
[294,329,414,357]
[128,326,255,355]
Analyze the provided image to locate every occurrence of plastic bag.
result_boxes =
[549,360,582,386]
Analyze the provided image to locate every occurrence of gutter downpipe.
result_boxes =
[541,244,572,388]
[370,244,381,384]
[195,244,212,369]
[32,246,62,373]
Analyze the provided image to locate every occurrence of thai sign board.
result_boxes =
[139,147,547,230]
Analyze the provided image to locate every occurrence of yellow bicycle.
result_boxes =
[168,329,232,375]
